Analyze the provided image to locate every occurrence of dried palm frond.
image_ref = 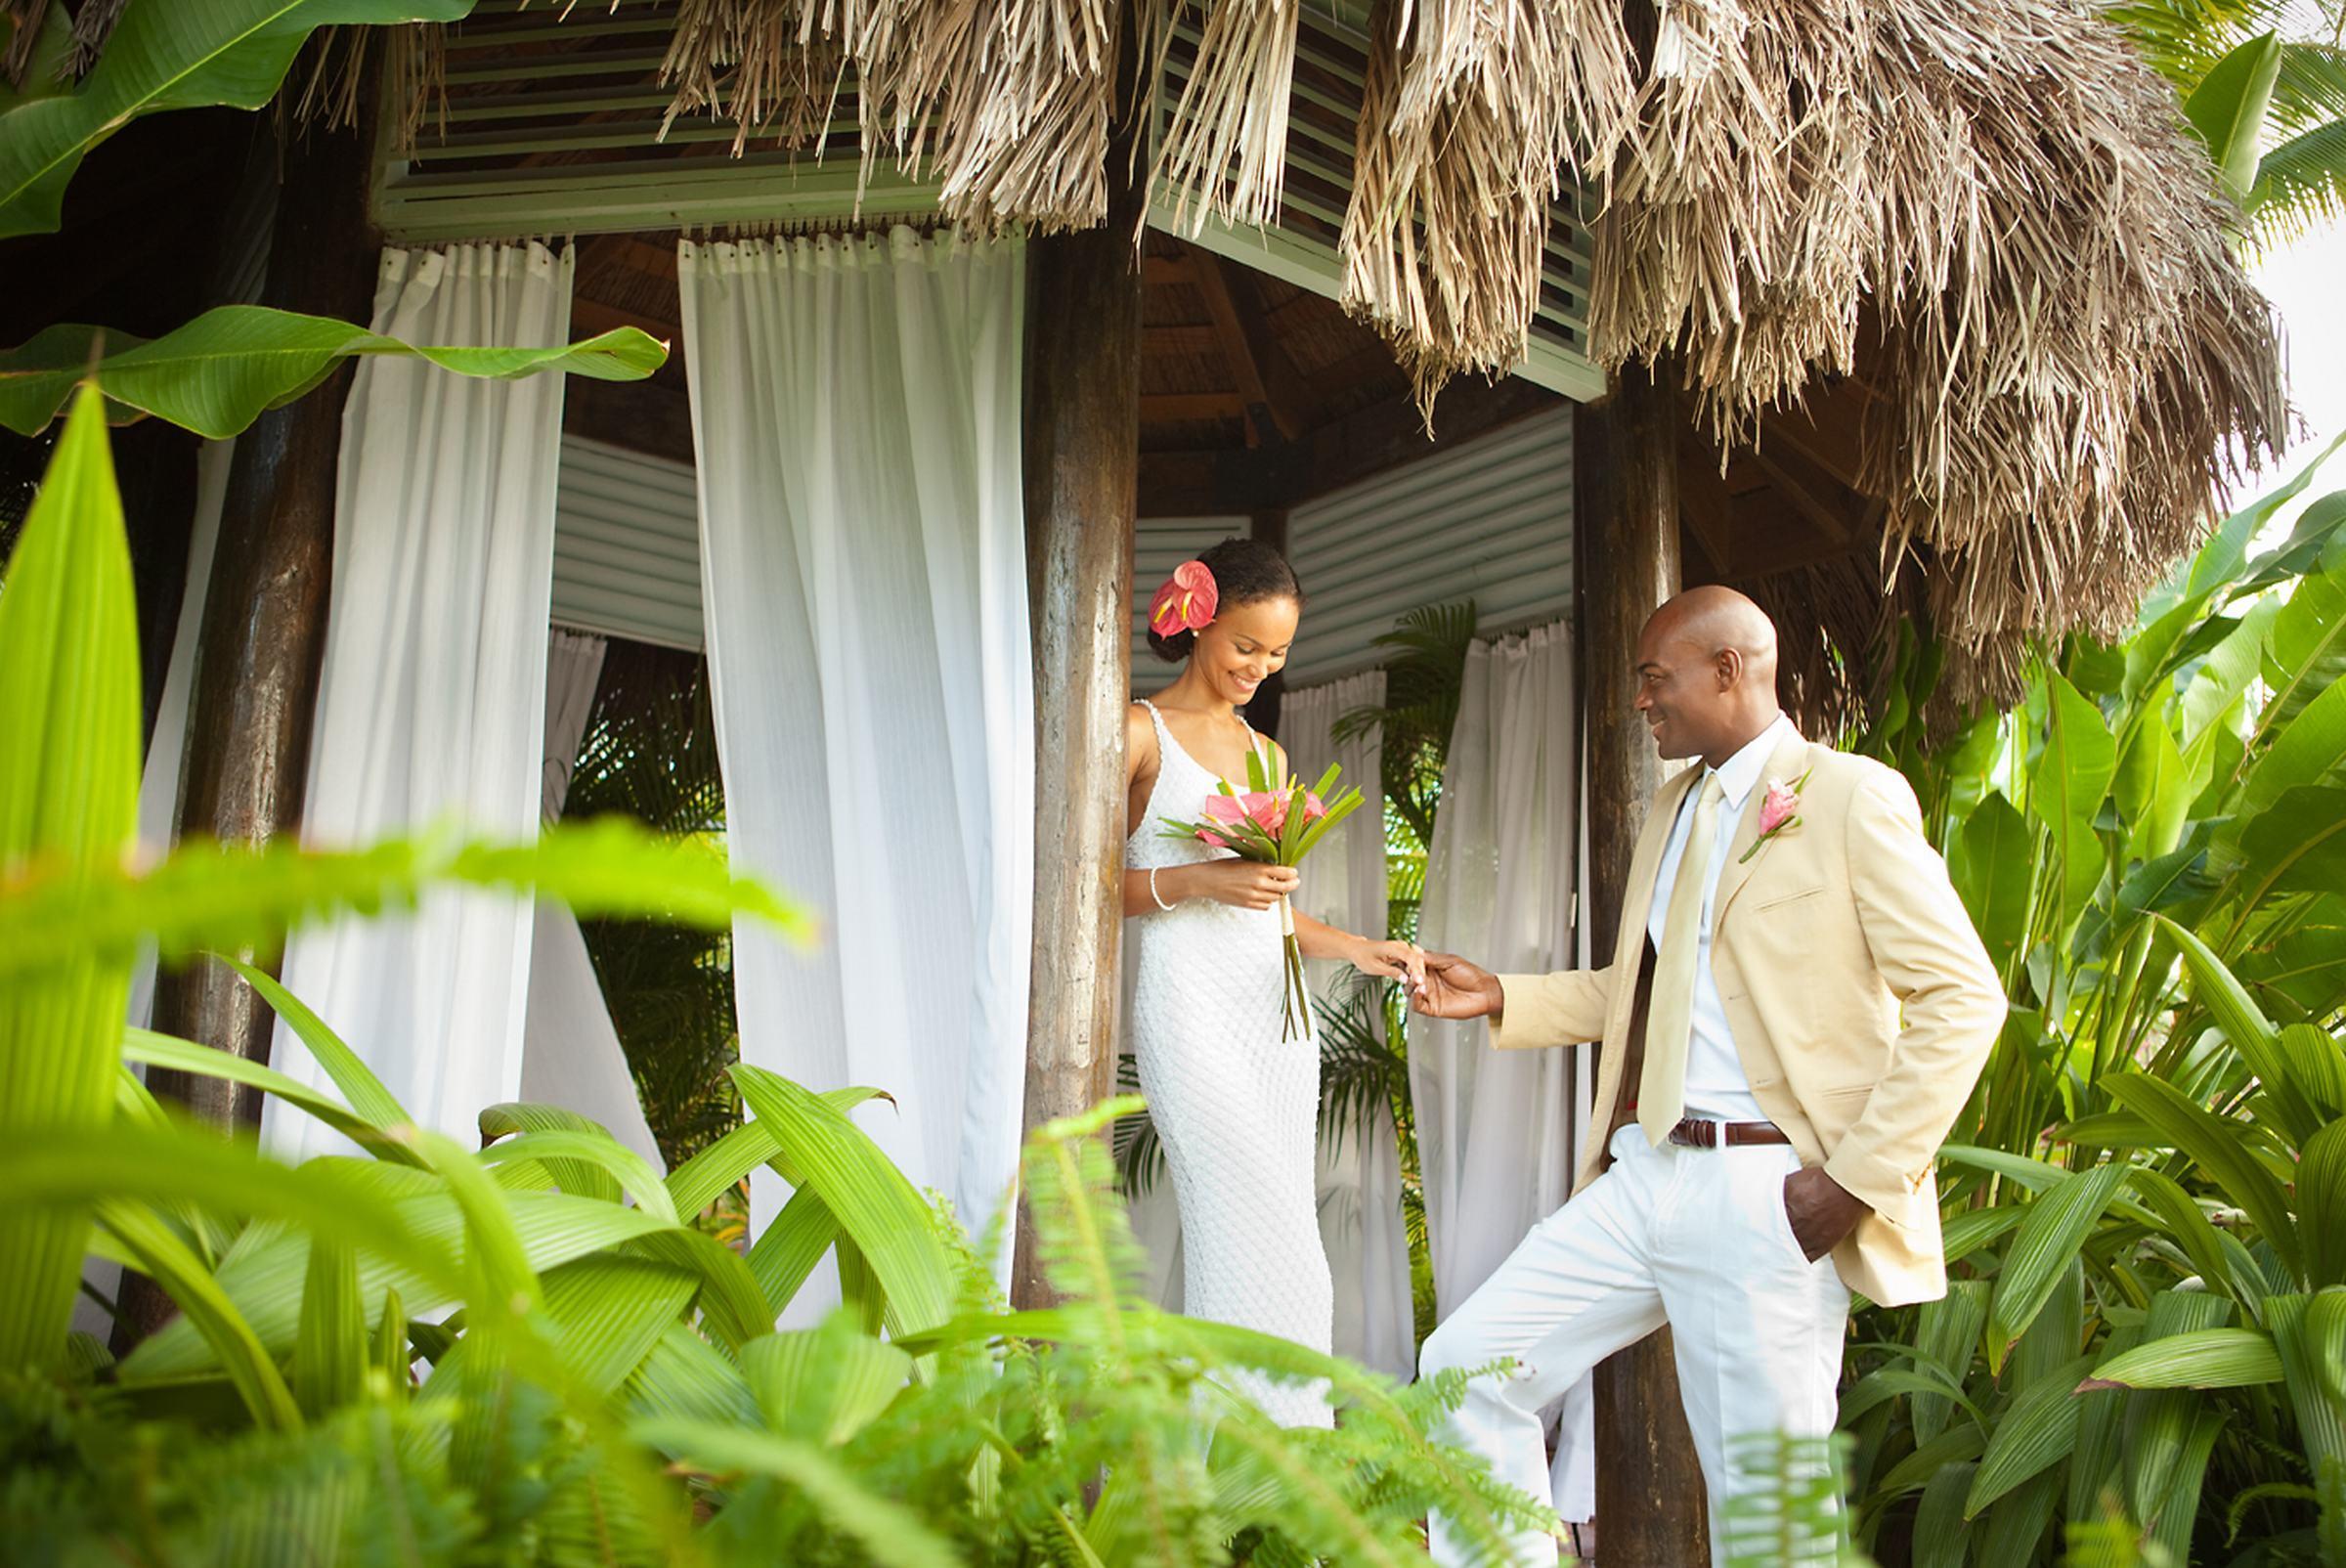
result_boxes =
[1143,0,1301,235]
[2,0,46,88]
[659,0,845,152]
[5,0,124,87]
[856,0,1118,232]
[659,0,1118,232]
[1338,0,1636,414]
[1592,0,2286,712]
[290,21,446,145]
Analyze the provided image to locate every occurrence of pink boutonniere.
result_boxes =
[1739,768,1812,864]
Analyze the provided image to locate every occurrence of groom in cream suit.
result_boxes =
[1410,587,2004,1565]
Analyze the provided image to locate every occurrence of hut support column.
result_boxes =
[1243,506,1288,739]
[1573,363,1708,1560]
[1013,147,1145,1308]
[145,115,376,1129]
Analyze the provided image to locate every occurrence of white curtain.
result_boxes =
[1283,673,1414,1379]
[518,630,665,1173]
[126,438,234,1030]
[1407,621,1592,1518]
[677,230,1032,1296]
[263,242,574,1162]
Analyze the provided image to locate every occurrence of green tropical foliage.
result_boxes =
[563,646,746,1171]
[0,306,669,437]
[0,0,474,239]
[2115,0,2346,241]
[1,379,1541,1566]
[1842,451,2346,1564]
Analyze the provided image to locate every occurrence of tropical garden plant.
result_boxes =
[0,366,1551,1563]
[1838,449,2346,1565]
[2114,0,2346,243]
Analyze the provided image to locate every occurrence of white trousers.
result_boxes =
[1422,1124,1849,1567]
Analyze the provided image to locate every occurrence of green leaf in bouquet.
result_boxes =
[1288,786,1367,864]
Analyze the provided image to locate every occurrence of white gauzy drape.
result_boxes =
[126,438,234,1029]
[519,630,666,1173]
[1282,673,1414,1379]
[1407,621,1593,1518]
[677,230,1033,1293]
[263,242,573,1163]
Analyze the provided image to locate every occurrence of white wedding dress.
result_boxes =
[1126,699,1334,1427]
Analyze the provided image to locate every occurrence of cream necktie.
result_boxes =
[1639,772,1725,1146]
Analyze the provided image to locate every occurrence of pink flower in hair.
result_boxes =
[1150,560,1220,637]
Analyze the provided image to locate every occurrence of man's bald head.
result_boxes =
[1631,587,1787,766]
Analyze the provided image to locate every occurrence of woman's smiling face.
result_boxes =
[1195,596,1300,707]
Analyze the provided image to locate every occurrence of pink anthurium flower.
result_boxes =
[1149,560,1220,636]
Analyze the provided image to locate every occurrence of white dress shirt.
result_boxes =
[1644,714,1799,1123]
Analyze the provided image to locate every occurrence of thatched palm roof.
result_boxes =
[373,0,2281,710]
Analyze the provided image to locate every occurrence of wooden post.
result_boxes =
[142,115,378,1134]
[1244,506,1289,739]
[1014,109,1145,1309]
[1573,361,1708,1563]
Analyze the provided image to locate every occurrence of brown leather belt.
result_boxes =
[1667,1117,1791,1148]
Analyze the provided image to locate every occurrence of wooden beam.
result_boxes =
[1142,252,1196,286]
[1675,431,1736,578]
[1185,246,1308,444]
[133,110,380,1343]
[1743,443,1853,546]
[1242,508,1289,738]
[1762,386,1869,492]
[1295,373,1559,503]
[1145,325,1225,357]
[1572,360,1712,1567]
[1137,445,1310,517]
[564,375,697,467]
[1141,391,1245,422]
[1017,86,1145,1312]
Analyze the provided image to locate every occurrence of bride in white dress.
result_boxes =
[1121,537,1424,1427]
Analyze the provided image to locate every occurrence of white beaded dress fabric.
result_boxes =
[1124,700,1334,1427]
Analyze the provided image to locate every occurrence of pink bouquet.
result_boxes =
[1159,748,1366,1040]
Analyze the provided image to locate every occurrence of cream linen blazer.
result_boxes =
[1491,730,2005,1307]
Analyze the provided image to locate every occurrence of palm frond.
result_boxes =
[2247,115,2346,240]
[1315,972,1410,1161]
[1109,1054,1163,1198]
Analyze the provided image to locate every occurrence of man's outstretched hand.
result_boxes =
[1410,951,1506,1021]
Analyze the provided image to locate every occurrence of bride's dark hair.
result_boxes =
[1146,536,1304,664]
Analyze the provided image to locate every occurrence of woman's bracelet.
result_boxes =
[1149,866,1175,912]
